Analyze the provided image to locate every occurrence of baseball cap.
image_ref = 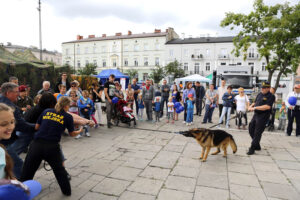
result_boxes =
[19,85,27,92]
[0,180,42,200]
[294,84,300,89]
[261,81,271,88]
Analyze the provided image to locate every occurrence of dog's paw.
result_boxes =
[223,155,227,158]
[199,156,203,160]
[202,159,206,162]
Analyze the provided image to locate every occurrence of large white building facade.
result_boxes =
[62,28,178,80]
[165,37,269,79]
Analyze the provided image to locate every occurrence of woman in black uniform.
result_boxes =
[20,97,82,196]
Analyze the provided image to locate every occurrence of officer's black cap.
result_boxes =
[261,81,271,88]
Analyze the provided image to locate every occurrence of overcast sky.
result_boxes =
[0,0,297,52]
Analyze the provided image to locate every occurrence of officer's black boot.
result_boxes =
[247,148,255,155]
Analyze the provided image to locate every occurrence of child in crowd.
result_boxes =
[69,91,78,115]
[16,85,33,115]
[123,102,134,119]
[89,94,98,127]
[278,102,287,131]
[77,90,94,138]
[167,97,174,123]
[137,94,144,121]
[186,94,194,126]
[57,84,68,100]
[154,97,161,122]
[33,94,42,106]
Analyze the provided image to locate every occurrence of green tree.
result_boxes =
[126,69,138,80]
[164,60,185,79]
[77,63,97,76]
[220,0,300,89]
[149,65,165,83]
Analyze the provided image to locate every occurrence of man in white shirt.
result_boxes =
[285,84,300,137]
[218,79,227,123]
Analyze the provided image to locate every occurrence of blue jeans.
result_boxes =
[186,110,193,123]
[10,131,33,155]
[219,107,232,126]
[160,97,168,116]
[203,104,215,123]
[79,113,90,135]
[6,143,23,179]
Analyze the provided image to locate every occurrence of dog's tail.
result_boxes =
[229,137,237,154]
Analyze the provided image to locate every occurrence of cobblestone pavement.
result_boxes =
[33,112,300,200]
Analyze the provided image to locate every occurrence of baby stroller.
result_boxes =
[115,99,137,127]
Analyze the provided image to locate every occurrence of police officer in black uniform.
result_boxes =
[247,81,275,155]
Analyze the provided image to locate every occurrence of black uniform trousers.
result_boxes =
[248,112,270,150]
[195,98,203,115]
[20,139,71,196]
[287,107,300,136]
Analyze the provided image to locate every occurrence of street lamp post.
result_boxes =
[37,0,42,61]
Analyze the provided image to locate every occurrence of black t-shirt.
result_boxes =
[92,88,103,103]
[104,81,116,99]
[254,92,275,114]
[34,108,74,142]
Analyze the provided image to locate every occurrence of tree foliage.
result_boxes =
[77,63,98,76]
[149,65,165,83]
[126,69,138,80]
[164,60,185,79]
[220,0,300,89]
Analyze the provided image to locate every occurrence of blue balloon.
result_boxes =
[176,108,182,113]
[288,96,297,106]
[180,106,185,112]
[174,102,181,109]
[112,97,119,104]
[175,106,184,113]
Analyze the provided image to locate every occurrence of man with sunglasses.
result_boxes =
[247,81,275,155]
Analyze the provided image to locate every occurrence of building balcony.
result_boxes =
[191,54,203,60]
[218,54,230,59]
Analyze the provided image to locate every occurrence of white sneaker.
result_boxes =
[75,135,82,139]
[186,123,189,126]
[86,132,90,137]
[183,121,186,124]
[191,122,193,125]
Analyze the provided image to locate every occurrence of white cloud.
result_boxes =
[0,0,297,52]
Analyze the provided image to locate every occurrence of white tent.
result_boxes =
[175,74,212,84]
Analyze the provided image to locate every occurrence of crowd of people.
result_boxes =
[0,72,299,198]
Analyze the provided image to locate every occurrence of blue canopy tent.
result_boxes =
[94,69,130,88]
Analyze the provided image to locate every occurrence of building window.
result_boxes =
[77,47,80,55]
[237,62,242,65]
[102,59,106,67]
[134,44,139,51]
[184,63,188,71]
[101,46,106,53]
[93,46,96,54]
[77,60,80,68]
[134,58,138,66]
[248,48,255,58]
[221,62,226,65]
[205,63,210,71]
[124,45,129,52]
[85,47,89,54]
[144,57,148,66]
[194,63,200,74]
[66,48,69,55]
[262,62,266,71]
[112,45,117,52]
[124,58,128,66]
[155,57,160,66]
[93,60,97,67]
[66,61,70,65]
[206,49,210,56]
[112,59,117,67]
[143,73,148,80]
[155,43,159,50]
[248,62,254,66]
[169,49,174,57]
[183,49,189,57]
[144,43,149,51]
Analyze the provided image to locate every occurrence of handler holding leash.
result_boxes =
[247,82,275,155]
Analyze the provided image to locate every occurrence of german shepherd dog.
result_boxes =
[181,128,237,162]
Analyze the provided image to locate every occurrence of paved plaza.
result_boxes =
[32,112,300,200]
